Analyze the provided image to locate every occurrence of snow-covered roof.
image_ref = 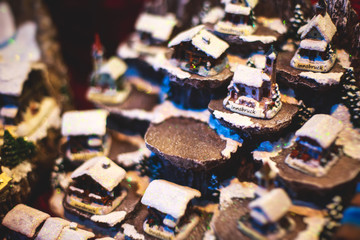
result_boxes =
[57,226,95,240]
[295,114,343,149]
[99,57,127,80]
[71,156,126,192]
[0,2,15,43]
[221,0,258,8]
[233,64,270,88]
[2,204,50,238]
[61,109,108,136]
[168,25,229,59]
[135,13,177,41]
[36,217,70,240]
[299,39,327,52]
[299,12,336,43]
[249,188,291,225]
[224,3,251,15]
[141,179,201,219]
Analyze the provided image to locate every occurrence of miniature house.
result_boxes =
[0,2,60,139]
[223,47,282,119]
[215,0,258,36]
[168,25,229,76]
[61,110,108,162]
[254,162,276,197]
[141,179,201,239]
[286,114,343,177]
[135,13,177,46]
[65,156,127,215]
[290,0,337,72]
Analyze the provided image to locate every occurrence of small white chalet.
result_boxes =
[61,110,109,162]
[224,47,281,119]
[66,156,127,215]
[215,0,258,36]
[286,114,343,177]
[291,0,337,72]
[135,13,177,45]
[168,25,229,76]
[141,179,201,239]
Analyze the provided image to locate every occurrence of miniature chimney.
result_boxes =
[264,45,277,88]
[92,33,104,78]
[255,162,276,190]
[316,0,327,16]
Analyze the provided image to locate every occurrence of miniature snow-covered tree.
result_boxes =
[294,101,314,126]
[320,196,344,240]
[208,174,220,201]
[138,155,162,179]
[0,130,36,168]
[340,68,360,128]
[288,4,306,41]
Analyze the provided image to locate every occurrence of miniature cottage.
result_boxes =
[135,13,177,45]
[254,162,276,197]
[2,204,50,239]
[290,0,337,72]
[223,47,281,119]
[215,0,258,35]
[61,110,108,162]
[65,156,127,215]
[141,179,201,239]
[87,57,130,104]
[168,25,229,76]
[286,114,343,177]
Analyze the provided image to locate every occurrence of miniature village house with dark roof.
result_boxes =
[168,25,229,77]
[215,0,258,35]
[223,47,282,119]
[65,156,127,215]
[135,13,177,46]
[61,110,108,162]
[290,0,337,72]
[141,179,201,240]
[286,114,343,177]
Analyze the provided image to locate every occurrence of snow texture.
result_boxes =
[239,35,277,44]
[295,216,327,240]
[220,181,256,210]
[201,7,224,24]
[36,217,70,240]
[168,25,205,48]
[98,57,127,80]
[299,72,343,86]
[71,156,126,192]
[259,17,287,34]
[117,146,151,167]
[90,211,127,227]
[300,39,327,51]
[220,136,242,159]
[233,64,269,87]
[224,3,251,15]
[249,188,291,224]
[58,226,95,240]
[122,224,145,240]
[299,13,336,43]
[0,2,15,43]
[61,109,108,136]
[213,110,260,128]
[295,114,343,149]
[2,161,32,183]
[337,49,351,68]
[221,0,258,9]
[141,179,201,219]
[153,54,191,79]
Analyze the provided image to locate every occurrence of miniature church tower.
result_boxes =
[92,33,104,81]
[264,45,277,91]
[255,162,276,191]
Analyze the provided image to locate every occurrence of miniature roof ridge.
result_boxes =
[61,109,108,136]
[299,12,336,43]
[141,179,201,219]
[98,57,127,80]
[249,188,291,224]
[224,3,251,15]
[232,64,270,88]
[221,0,258,9]
[36,217,70,240]
[71,156,126,192]
[295,114,344,149]
[168,25,205,48]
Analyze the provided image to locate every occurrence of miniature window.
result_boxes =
[241,87,245,93]
[252,89,256,95]
[266,58,272,66]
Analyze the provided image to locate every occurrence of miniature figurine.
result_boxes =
[285,114,344,177]
[168,25,229,76]
[61,110,109,162]
[215,0,258,36]
[141,179,201,240]
[87,35,130,105]
[290,0,337,72]
[65,156,127,215]
[223,46,282,119]
[238,188,294,239]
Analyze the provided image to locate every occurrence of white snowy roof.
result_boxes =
[57,226,95,240]
[36,217,70,240]
[135,13,177,41]
[233,64,270,88]
[249,188,291,225]
[221,0,258,8]
[2,204,50,238]
[61,109,108,136]
[0,2,15,43]
[224,3,251,15]
[71,156,126,192]
[99,57,127,80]
[168,25,229,59]
[299,39,327,52]
[295,114,343,149]
[299,12,336,43]
[141,179,201,219]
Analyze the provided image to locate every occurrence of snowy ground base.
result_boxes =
[284,153,339,177]
[178,58,227,77]
[215,21,255,36]
[87,82,131,105]
[290,50,337,73]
